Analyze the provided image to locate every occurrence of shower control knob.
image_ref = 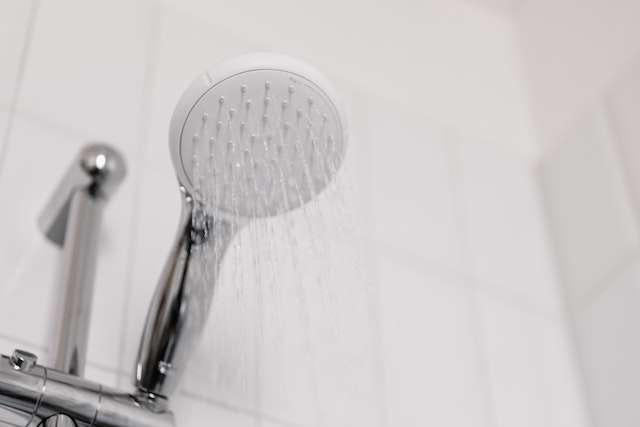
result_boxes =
[10,349,38,372]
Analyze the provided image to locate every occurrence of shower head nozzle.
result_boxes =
[169,53,349,219]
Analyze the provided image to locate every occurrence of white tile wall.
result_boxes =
[368,106,461,270]
[171,394,258,427]
[164,0,536,155]
[0,108,8,149]
[575,259,640,427]
[607,60,640,219]
[454,137,560,312]
[17,0,152,145]
[478,294,589,427]
[515,0,640,147]
[535,50,640,427]
[0,0,32,106]
[377,254,488,427]
[540,107,639,303]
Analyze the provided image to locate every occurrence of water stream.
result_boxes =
[180,77,382,427]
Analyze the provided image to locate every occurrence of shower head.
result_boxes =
[169,53,349,219]
[135,54,349,403]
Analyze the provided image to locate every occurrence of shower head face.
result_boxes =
[170,53,348,219]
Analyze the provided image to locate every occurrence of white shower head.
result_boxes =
[136,54,350,401]
[169,53,349,219]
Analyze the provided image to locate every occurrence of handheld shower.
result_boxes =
[135,53,349,404]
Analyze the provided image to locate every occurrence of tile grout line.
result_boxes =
[115,0,163,389]
[446,132,497,427]
[459,0,516,16]
[555,99,640,311]
[532,160,597,427]
[362,243,390,427]
[11,107,95,142]
[601,100,640,231]
[180,389,301,427]
[0,0,40,186]
[350,94,388,427]
[572,248,640,311]
[374,238,561,319]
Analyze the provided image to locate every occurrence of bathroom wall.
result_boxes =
[0,0,637,426]
[537,60,640,427]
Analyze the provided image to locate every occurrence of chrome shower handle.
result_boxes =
[134,190,239,400]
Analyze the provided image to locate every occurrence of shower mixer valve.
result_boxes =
[0,53,348,427]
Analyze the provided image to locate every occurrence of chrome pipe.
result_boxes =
[51,190,103,376]
[0,353,174,427]
[39,144,126,376]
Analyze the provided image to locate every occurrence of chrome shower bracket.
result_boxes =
[0,144,174,427]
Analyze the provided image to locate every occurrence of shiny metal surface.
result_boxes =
[41,414,77,427]
[39,144,126,377]
[0,354,45,426]
[39,144,126,246]
[10,350,38,372]
[50,190,102,377]
[135,192,239,398]
[0,354,174,427]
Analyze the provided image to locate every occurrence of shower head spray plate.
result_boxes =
[170,53,348,219]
